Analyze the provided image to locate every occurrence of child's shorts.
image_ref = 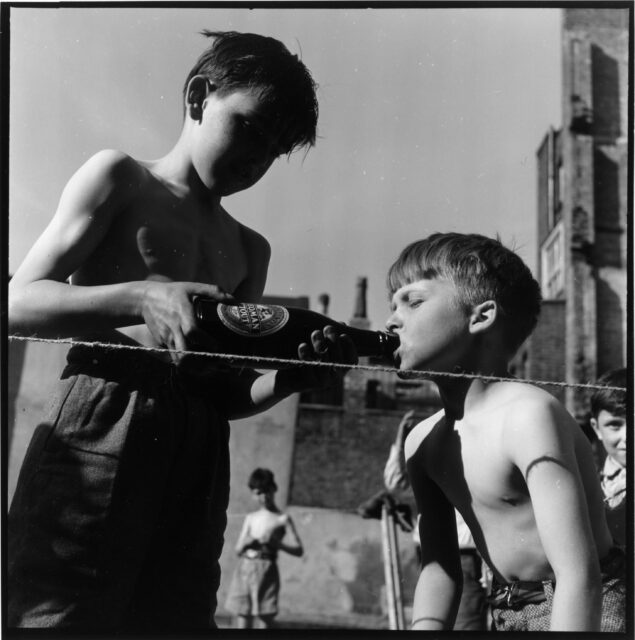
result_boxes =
[489,546,626,632]
[8,345,231,630]
[225,555,280,617]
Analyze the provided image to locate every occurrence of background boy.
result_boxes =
[8,30,355,630]
[590,368,628,548]
[226,468,303,629]
[385,232,625,632]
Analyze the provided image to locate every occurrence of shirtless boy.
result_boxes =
[8,31,355,630]
[226,468,303,629]
[385,232,625,632]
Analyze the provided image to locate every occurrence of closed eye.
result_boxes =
[240,118,264,140]
[239,117,283,159]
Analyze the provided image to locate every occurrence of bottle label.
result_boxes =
[217,303,289,337]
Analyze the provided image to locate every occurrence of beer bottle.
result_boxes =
[193,297,399,364]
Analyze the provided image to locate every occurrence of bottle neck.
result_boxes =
[342,325,398,358]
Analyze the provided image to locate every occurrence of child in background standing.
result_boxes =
[590,368,628,548]
[226,468,303,629]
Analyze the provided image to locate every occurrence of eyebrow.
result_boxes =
[390,284,428,309]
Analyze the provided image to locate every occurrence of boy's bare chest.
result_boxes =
[93,194,248,293]
[425,423,525,510]
[250,512,285,540]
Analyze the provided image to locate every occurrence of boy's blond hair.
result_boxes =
[387,232,542,354]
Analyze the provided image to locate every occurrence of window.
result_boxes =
[540,222,565,300]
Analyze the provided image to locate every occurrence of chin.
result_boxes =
[398,352,427,372]
[614,454,626,467]
[396,358,423,379]
[222,182,250,197]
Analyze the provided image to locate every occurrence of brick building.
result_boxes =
[291,277,441,512]
[513,8,630,423]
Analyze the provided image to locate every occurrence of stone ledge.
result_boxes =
[216,610,390,630]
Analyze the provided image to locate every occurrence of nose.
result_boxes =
[385,310,400,333]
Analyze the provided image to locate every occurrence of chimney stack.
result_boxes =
[348,276,370,330]
[318,293,330,316]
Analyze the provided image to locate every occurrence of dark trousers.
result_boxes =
[489,546,626,632]
[455,550,488,631]
[8,346,230,630]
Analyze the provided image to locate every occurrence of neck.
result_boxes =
[435,359,510,420]
[150,136,222,207]
[262,497,277,511]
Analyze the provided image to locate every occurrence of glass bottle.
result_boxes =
[193,297,398,364]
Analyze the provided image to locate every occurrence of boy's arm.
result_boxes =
[384,411,416,491]
[276,514,304,557]
[216,325,357,420]
[232,225,271,303]
[507,393,602,631]
[234,514,256,555]
[408,455,462,630]
[8,150,231,349]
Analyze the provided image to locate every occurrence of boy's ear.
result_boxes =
[590,417,602,440]
[468,300,497,335]
[185,75,215,121]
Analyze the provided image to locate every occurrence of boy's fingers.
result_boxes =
[188,282,236,302]
[172,326,188,353]
[297,342,313,361]
[310,330,329,357]
[338,334,358,365]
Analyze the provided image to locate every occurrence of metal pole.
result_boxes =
[386,506,405,629]
[381,503,398,630]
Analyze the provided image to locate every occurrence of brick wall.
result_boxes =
[290,367,442,510]
[526,300,566,405]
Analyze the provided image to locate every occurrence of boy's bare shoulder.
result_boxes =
[81,149,146,181]
[211,202,271,259]
[71,149,149,203]
[491,380,568,416]
[488,381,578,444]
[404,409,445,462]
[237,220,272,261]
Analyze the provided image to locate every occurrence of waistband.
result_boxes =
[489,546,626,609]
[488,580,549,609]
[66,343,174,387]
[243,549,278,561]
[65,343,231,391]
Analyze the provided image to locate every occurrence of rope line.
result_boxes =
[7,334,627,392]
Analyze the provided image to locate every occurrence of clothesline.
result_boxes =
[7,335,628,392]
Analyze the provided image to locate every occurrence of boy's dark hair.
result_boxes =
[590,368,627,419]
[248,468,277,493]
[184,30,318,155]
[387,232,542,354]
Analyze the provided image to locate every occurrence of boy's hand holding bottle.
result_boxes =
[292,324,359,391]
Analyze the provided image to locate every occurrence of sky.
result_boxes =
[8,5,562,329]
